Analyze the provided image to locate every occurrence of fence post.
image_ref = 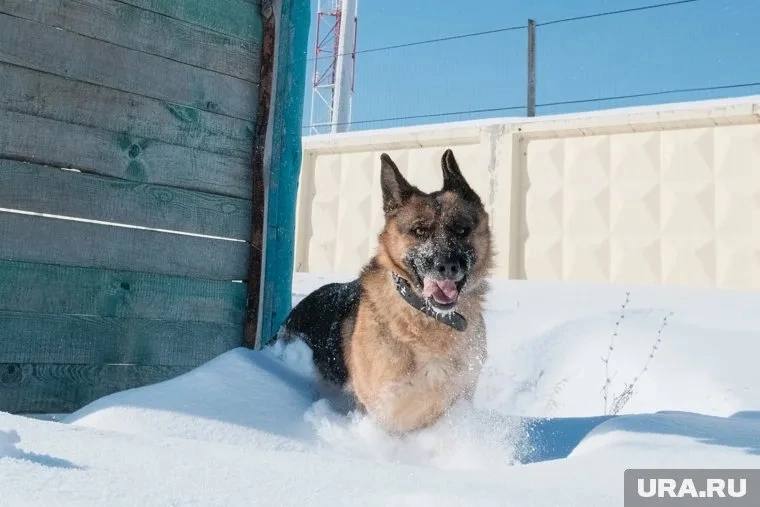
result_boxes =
[527,19,536,117]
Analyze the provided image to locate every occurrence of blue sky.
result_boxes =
[303,0,760,131]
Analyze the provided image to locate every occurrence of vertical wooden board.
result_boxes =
[0,311,243,365]
[0,212,250,280]
[0,363,193,413]
[0,13,257,120]
[0,260,246,323]
[0,63,255,158]
[0,0,261,81]
[119,0,263,42]
[0,110,252,198]
[243,7,273,346]
[257,0,310,345]
[0,161,252,239]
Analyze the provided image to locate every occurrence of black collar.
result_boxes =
[391,272,468,332]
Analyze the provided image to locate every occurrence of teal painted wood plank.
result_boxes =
[0,161,252,240]
[258,0,310,346]
[0,13,258,120]
[0,63,254,158]
[0,260,246,324]
[0,310,243,365]
[1,0,261,81]
[119,0,263,42]
[0,363,193,413]
[0,110,252,199]
[0,212,250,280]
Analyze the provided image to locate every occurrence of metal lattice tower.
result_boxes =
[309,0,358,135]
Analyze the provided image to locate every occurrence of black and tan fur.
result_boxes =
[277,149,492,432]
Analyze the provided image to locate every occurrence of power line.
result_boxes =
[303,104,527,128]
[538,81,760,107]
[355,24,529,55]
[308,0,703,62]
[537,0,702,27]
[308,24,527,62]
[302,80,760,130]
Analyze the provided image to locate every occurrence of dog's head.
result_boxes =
[377,149,492,312]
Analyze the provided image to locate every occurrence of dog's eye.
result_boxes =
[412,227,428,238]
[454,226,470,236]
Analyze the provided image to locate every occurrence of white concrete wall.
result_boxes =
[296,96,760,289]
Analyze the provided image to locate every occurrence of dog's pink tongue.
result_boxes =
[422,278,459,304]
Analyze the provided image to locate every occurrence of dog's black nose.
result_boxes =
[435,258,462,279]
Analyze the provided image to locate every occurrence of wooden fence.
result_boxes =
[0,0,295,413]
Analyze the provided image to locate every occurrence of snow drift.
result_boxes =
[1,275,759,506]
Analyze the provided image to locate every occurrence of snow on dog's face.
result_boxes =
[377,150,492,311]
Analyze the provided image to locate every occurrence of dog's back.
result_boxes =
[276,279,361,385]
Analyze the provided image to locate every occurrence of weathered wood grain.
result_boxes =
[0,0,260,81]
[0,311,243,365]
[0,260,246,323]
[0,110,252,198]
[0,363,193,413]
[0,212,250,280]
[0,0,263,417]
[0,63,254,158]
[119,0,263,42]
[0,161,252,240]
[0,13,257,120]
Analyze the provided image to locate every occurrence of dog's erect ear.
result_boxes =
[441,149,480,204]
[380,153,414,214]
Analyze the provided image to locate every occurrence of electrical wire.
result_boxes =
[302,80,760,130]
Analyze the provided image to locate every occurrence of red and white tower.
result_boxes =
[308,0,358,134]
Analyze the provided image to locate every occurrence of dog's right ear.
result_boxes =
[380,153,414,215]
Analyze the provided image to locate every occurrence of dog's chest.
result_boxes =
[408,337,480,392]
[415,354,457,387]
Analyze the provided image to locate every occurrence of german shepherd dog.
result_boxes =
[276,149,492,432]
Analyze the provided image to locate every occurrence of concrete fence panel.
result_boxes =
[297,97,760,289]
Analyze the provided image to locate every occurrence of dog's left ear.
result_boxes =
[441,149,481,204]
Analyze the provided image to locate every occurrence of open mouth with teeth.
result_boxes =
[422,277,464,310]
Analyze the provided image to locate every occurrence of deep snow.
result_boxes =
[1,273,759,506]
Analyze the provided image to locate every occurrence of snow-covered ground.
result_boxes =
[1,273,759,506]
